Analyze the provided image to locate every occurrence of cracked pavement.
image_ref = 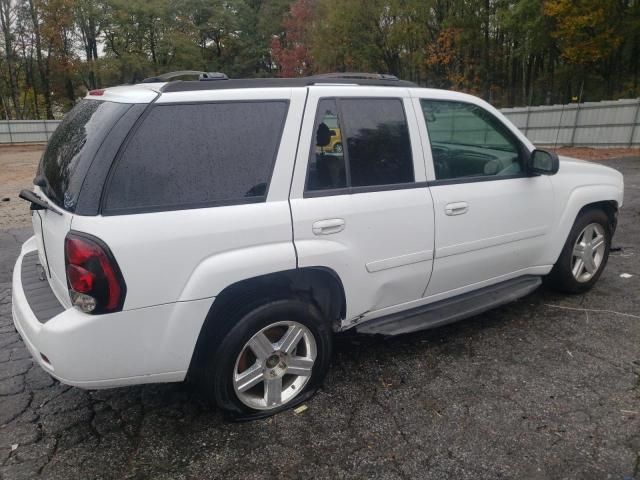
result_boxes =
[0,157,638,480]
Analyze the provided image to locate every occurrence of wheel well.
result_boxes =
[578,200,618,232]
[187,267,346,380]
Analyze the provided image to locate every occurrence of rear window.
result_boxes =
[103,101,288,214]
[39,100,132,211]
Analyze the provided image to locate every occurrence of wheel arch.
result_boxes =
[186,266,346,380]
[577,200,618,233]
[548,186,620,266]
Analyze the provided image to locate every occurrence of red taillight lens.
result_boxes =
[66,264,95,293]
[64,232,126,314]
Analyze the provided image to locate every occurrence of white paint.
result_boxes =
[12,81,625,389]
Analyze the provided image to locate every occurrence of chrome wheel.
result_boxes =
[572,223,606,283]
[233,321,317,410]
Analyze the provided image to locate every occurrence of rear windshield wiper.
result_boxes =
[19,189,62,215]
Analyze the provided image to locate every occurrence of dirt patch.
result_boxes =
[551,146,640,161]
[0,145,43,229]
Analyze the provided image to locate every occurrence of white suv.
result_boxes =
[12,72,624,419]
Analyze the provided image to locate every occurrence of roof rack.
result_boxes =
[141,71,228,83]
[160,73,416,93]
[310,72,399,82]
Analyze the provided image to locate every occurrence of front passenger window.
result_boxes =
[421,100,524,180]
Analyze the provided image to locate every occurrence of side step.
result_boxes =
[356,275,542,336]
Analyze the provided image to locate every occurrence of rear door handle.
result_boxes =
[445,202,469,216]
[312,218,345,235]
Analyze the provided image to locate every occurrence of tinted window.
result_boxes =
[104,101,288,213]
[307,99,347,191]
[421,100,523,180]
[39,100,132,211]
[306,98,413,192]
[341,98,413,187]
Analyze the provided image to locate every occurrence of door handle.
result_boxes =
[312,218,345,235]
[445,202,469,216]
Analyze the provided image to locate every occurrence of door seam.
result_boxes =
[287,88,310,269]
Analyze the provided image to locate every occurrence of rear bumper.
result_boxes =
[12,237,213,389]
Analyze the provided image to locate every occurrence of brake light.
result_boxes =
[88,89,105,96]
[64,232,126,314]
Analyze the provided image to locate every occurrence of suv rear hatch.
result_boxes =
[32,99,136,307]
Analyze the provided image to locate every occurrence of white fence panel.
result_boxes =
[0,120,61,144]
[502,98,640,147]
[1,98,639,147]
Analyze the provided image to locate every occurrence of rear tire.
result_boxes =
[201,299,332,418]
[544,209,611,294]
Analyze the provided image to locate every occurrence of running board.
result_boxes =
[356,275,542,336]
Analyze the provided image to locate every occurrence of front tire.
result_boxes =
[203,299,332,418]
[545,209,611,294]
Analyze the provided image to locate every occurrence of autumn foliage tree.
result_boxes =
[270,0,313,77]
[1,0,639,119]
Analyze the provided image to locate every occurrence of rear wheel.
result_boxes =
[202,299,332,418]
[545,209,611,294]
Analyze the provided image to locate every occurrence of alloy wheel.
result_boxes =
[571,222,606,283]
[232,321,317,410]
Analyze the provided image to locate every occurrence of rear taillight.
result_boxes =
[64,232,126,314]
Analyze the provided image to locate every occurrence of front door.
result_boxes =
[415,97,554,298]
[289,87,435,323]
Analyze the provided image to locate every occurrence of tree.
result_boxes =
[0,0,21,118]
[270,0,313,77]
[0,0,638,119]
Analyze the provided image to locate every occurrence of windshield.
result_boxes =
[38,99,132,211]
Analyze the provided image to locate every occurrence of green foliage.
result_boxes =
[0,0,638,119]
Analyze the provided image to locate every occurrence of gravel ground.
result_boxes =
[0,146,42,230]
[0,152,638,480]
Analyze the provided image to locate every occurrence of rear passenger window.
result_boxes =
[307,99,347,191]
[341,99,413,187]
[306,98,414,193]
[104,101,288,214]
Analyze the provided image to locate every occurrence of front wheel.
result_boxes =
[203,299,332,418]
[545,209,612,294]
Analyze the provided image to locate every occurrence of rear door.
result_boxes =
[289,86,435,323]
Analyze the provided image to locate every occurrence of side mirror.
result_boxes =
[527,149,559,175]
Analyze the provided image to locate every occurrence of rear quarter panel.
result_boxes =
[70,88,308,311]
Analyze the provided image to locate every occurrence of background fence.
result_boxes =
[501,98,640,148]
[1,98,640,147]
[0,120,61,144]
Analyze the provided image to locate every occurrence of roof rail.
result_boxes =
[310,72,399,82]
[159,74,417,93]
[141,71,229,83]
